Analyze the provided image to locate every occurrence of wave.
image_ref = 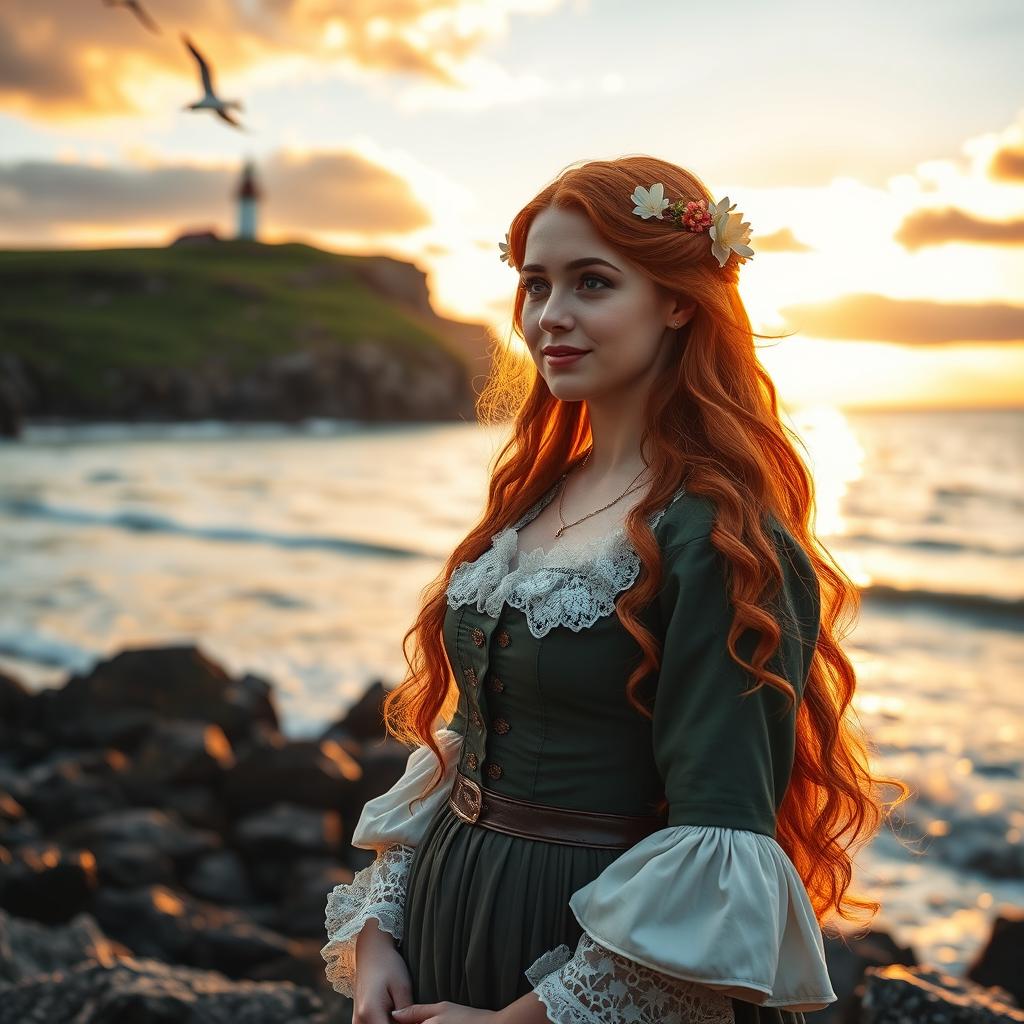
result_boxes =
[861,583,1024,630]
[0,497,429,561]
[842,530,1024,559]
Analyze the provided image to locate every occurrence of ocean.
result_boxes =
[1,407,1022,974]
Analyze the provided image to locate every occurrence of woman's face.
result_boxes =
[519,205,693,403]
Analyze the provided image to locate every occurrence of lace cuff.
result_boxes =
[525,931,736,1024]
[321,842,414,997]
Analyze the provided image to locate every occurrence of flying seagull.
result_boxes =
[181,34,245,130]
[102,0,161,35]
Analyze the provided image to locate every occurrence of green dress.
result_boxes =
[322,481,838,1023]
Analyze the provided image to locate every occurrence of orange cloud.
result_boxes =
[988,143,1024,182]
[778,294,1024,345]
[0,149,430,241]
[895,207,1024,251]
[748,227,813,254]
[0,0,543,120]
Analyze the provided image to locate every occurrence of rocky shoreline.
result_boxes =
[1,644,1021,1022]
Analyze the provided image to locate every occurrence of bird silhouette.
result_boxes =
[181,34,246,130]
[102,0,161,35]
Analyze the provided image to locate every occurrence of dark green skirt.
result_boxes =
[399,800,805,1022]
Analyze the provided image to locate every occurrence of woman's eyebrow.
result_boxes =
[519,257,621,273]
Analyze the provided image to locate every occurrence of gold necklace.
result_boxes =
[554,449,651,539]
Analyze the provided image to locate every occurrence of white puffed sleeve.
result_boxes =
[526,825,837,1021]
[524,526,838,1021]
[321,726,462,997]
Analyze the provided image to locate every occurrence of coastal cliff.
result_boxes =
[0,241,495,437]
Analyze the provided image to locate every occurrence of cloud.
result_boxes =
[778,294,1024,345]
[0,0,562,121]
[749,227,813,254]
[894,207,1024,251]
[0,149,430,241]
[988,143,1024,182]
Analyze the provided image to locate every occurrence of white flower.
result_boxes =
[498,231,511,264]
[630,182,670,220]
[708,196,754,268]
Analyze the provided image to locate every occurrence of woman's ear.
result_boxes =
[667,298,697,330]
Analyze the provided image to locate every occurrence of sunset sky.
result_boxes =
[2,0,1023,410]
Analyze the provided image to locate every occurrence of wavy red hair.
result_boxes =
[382,154,908,929]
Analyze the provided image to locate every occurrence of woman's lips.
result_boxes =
[543,350,589,367]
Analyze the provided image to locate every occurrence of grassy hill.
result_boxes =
[0,240,487,403]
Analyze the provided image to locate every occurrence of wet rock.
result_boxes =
[968,909,1024,1007]
[323,680,388,743]
[0,954,325,1024]
[277,859,351,938]
[861,963,1024,1022]
[224,737,360,814]
[134,720,235,786]
[59,807,221,864]
[0,841,99,924]
[183,849,254,905]
[94,840,177,889]
[94,884,299,975]
[0,907,128,983]
[43,645,280,749]
[815,927,918,1023]
[234,803,342,859]
[159,783,229,833]
[0,672,30,730]
[15,753,129,831]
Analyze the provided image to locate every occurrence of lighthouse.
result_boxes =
[235,159,260,241]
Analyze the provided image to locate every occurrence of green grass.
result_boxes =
[0,241,453,399]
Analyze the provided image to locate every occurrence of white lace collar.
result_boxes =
[445,480,687,638]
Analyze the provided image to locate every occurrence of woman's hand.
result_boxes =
[390,1004,501,1024]
[352,920,416,1024]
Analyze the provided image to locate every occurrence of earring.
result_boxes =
[672,321,680,328]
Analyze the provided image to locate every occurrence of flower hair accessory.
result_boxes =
[630,183,753,269]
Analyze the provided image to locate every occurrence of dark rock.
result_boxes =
[277,859,351,938]
[58,807,222,864]
[159,783,229,832]
[16,753,129,831]
[813,927,918,1024]
[94,885,300,975]
[324,680,388,743]
[861,963,1024,1022]
[0,954,325,1024]
[968,909,1024,1006]
[130,719,235,788]
[0,907,129,983]
[224,736,361,814]
[183,849,254,905]
[234,803,342,859]
[0,841,98,923]
[94,840,177,889]
[42,645,280,748]
[0,672,29,727]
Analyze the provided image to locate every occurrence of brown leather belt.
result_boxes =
[447,770,667,849]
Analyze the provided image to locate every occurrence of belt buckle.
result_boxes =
[449,772,483,824]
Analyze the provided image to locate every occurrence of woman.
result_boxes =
[321,155,907,1024]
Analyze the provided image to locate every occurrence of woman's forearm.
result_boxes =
[498,990,551,1024]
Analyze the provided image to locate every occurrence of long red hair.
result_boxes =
[382,155,908,929]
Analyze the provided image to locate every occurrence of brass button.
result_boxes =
[470,710,483,727]
[465,752,479,770]
[488,675,505,694]
[470,627,485,647]
[496,629,511,648]
[486,762,503,779]
[465,666,477,685]
[493,716,510,735]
